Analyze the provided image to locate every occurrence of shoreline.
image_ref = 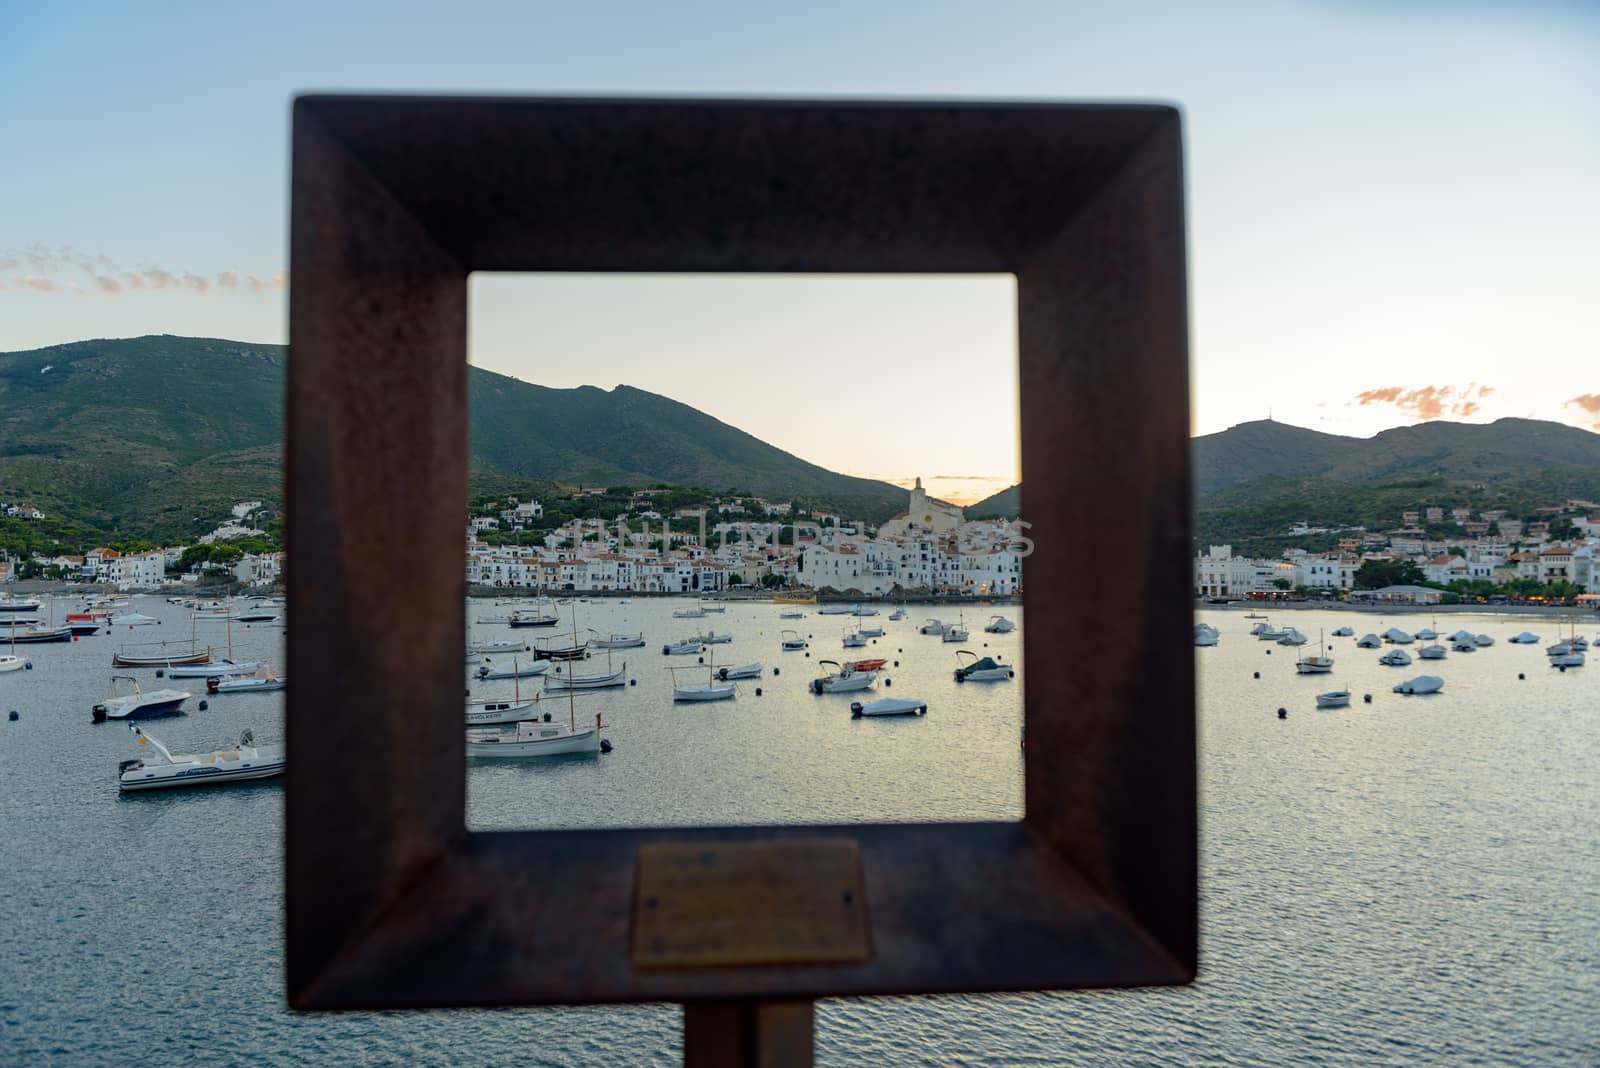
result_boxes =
[1199,600,1599,618]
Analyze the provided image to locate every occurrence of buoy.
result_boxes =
[893,660,899,667]
[1253,671,1259,679]
[773,667,780,676]
[630,678,637,686]
[24,661,32,670]
[600,739,613,753]
[755,687,762,696]
[544,712,552,722]
[884,678,892,687]
[1277,708,1287,719]
[1518,673,1525,680]
[698,656,704,663]
[7,710,16,721]
[1266,649,1272,655]
[850,701,863,717]
[198,700,209,711]
[805,652,810,658]
[156,669,164,678]
[1363,694,1372,703]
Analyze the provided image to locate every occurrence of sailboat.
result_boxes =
[8,592,70,643]
[466,644,608,757]
[172,602,261,678]
[1294,629,1334,674]
[672,660,738,702]
[1,617,31,672]
[466,667,541,726]
[1550,613,1585,669]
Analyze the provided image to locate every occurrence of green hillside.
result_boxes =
[965,483,1019,519]
[0,335,905,542]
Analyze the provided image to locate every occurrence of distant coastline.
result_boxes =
[1199,599,1598,618]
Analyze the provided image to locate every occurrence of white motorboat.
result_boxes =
[92,676,190,721]
[474,656,552,680]
[468,638,529,655]
[1382,628,1415,644]
[1294,631,1333,674]
[888,608,907,621]
[1447,630,1476,645]
[699,603,728,614]
[110,613,160,626]
[1331,626,1354,637]
[662,639,704,656]
[1378,649,1413,667]
[466,698,540,726]
[672,666,738,702]
[235,609,279,623]
[842,629,868,649]
[810,660,877,694]
[167,659,261,679]
[984,615,1015,634]
[1473,635,1495,647]
[1550,650,1585,668]
[1315,690,1351,709]
[1546,642,1573,657]
[118,726,284,791]
[716,662,763,680]
[0,654,28,673]
[695,631,733,645]
[1193,624,1219,648]
[779,611,807,620]
[1393,675,1444,695]
[1276,628,1308,647]
[941,617,970,643]
[851,606,878,617]
[1508,632,1540,644]
[466,714,605,758]
[588,631,646,649]
[954,649,1015,682]
[1254,624,1287,641]
[1417,644,1447,660]
[1450,637,1476,653]
[673,606,707,619]
[1572,636,1590,652]
[1356,633,1382,649]
[919,619,946,635]
[780,629,807,651]
[1415,628,1438,641]
[850,697,927,718]
[207,667,286,693]
[0,596,42,613]
[818,605,854,616]
[543,660,627,691]
[857,623,885,638]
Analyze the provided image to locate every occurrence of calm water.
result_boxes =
[1,600,1596,1065]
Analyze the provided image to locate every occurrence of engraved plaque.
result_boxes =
[632,839,872,968]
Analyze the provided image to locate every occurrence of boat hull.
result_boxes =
[465,700,539,726]
[168,660,259,679]
[113,650,211,667]
[466,727,600,758]
[119,753,285,791]
[851,698,927,717]
[100,695,189,720]
[812,673,875,694]
[673,685,738,702]
[11,627,72,643]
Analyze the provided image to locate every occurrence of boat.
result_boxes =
[716,662,763,680]
[1549,615,1585,668]
[1550,650,1585,669]
[1356,633,1382,648]
[695,631,733,645]
[0,654,27,673]
[772,591,817,605]
[1193,623,1220,647]
[1276,628,1308,647]
[850,697,927,718]
[1294,630,1333,674]
[235,609,279,623]
[588,631,646,649]
[662,639,704,656]
[941,616,970,643]
[466,698,541,726]
[1415,627,1438,641]
[509,608,560,628]
[467,638,530,655]
[1254,624,1287,641]
[1447,629,1477,645]
[1378,649,1413,667]
[531,638,589,661]
[476,613,513,625]
[699,602,728,614]
[1381,628,1415,644]
[672,661,738,702]
[780,630,807,651]
[856,623,885,638]
[850,606,878,617]
[818,605,854,616]
[1417,644,1447,660]
[1393,675,1444,695]
[543,659,627,691]
[207,667,286,694]
[111,641,212,667]
[0,596,43,613]
[66,612,105,635]
[168,659,260,679]
[1330,626,1354,637]
[92,676,190,721]
[888,607,907,621]
[954,649,1015,682]
[1243,611,1267,619]
[846,658,887,672]
[842,628,868,649]
[920,619,946,635]
[118,726,284,791]
[474,656,552,680]
[778,610,807,620]
[984,616,1016,634]
[1315,690,1351,709]
[1508,632,1540,644]
[110,613,160,627]
[1473,634,1494,647]
[466,712,605,758]
[810,660,877,694]
[7,624,71,643]
[1450,637,1477,653]
[672,606,707,619]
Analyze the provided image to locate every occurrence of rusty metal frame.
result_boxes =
[287,96,1194,1010]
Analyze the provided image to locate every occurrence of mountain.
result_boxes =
[0,335,906,539]
[965,483,1020,519]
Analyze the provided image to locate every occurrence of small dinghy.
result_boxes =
[1382,628,1414,645]
[1508,632,1540,644]
[780,630,807,651]
[810,660,877,694]
[984,616,1015,634]
[1315,690,1351,709]
[1331,626,1354,637]
[888,608,907,621]
[663,639,704,656]
[716,662,763,680]
[468,638,529,655]
[695,631,734,645]
[207,667,286,694]
[1379,649,1413,667]
[588,631,646,649]
[170,659,260,679]
[1417,644,1447,660]
[1450,637,1477,653]
[672,666,737,702]
[474,656,552,680]
[846,658,887,672]
[1393,675,1444,695]
[1473,634,1494,647]
[850,697,927,718]
[118,726,284,791]
[672,606,707,619]
[1356,633,1382,649]
[779,610,807,620]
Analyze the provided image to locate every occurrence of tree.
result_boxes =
[1353,559,1425,589]
[1271,578,1292,591]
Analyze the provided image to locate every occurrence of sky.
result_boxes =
[3,1,1597,505]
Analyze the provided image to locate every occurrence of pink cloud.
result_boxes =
[24,276,58,292]
[1351,383,1495,421]
[94,275,122,293]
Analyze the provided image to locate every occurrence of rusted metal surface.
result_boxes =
[287,96,1194,1011]
[633,839,871,969]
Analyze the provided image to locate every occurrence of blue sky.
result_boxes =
[3,1,1597,502]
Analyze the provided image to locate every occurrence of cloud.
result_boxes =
[1,246,286,298]
[24,276,58,292]
[142,269,176,289]
[94,275,122,293]
[217,271,238,291]
[182,273,209,294]
[1351,383,1495,421]
[1563,395,1600,429]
